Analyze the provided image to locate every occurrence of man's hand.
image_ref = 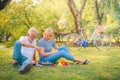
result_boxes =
[34,46,40,50]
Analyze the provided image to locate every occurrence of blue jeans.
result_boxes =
[13,40,32,71]
[39,46,75,63]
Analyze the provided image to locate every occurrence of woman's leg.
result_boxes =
[58,46,89,64]
[39,45,89,64]
[58,46,71,53]
[40,50,74,63]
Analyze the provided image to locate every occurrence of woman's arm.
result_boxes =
[37,46,52,57]
[52,45,59,53]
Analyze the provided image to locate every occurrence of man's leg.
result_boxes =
[13,40,32,74]
[12,40,22,68]
[19,58,32,74]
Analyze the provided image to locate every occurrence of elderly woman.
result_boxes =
[37,28,90,65]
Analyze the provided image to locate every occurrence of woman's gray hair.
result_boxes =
[28,27,37,35]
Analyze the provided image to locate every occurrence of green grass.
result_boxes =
[0,47,120,80]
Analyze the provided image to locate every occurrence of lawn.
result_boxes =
[0,46,120,80]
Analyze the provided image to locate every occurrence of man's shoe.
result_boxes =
[13,62,18,69]
[19,64,32,74]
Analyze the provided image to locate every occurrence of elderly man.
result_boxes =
[12,27,39,74]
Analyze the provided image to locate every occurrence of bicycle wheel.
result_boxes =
[66,33,82,50]
[94,34,112,51]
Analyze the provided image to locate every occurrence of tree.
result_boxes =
[68,0,87,33]
[107,0,120,43]
[94,0,105,25]
[0,0,11,10]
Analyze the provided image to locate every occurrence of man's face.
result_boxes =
[30,31,37,41]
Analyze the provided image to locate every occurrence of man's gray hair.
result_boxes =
[28,27,37,35]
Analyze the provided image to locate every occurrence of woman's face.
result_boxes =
[45,33,53,41]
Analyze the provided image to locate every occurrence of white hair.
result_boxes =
[28,27,37,35]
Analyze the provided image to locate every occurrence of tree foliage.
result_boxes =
[0,0,120,46]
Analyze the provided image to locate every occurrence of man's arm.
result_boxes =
[21,40,35,48]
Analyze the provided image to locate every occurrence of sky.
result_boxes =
[12,0,41,4]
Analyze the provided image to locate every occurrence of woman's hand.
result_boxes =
[54,49,58,53]
[50,50,58,54]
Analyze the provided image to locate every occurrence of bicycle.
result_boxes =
[66,25,112,51]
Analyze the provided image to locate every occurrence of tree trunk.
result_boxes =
[5,33,11,41]
[95,0,105,25]
[68,0,87,33]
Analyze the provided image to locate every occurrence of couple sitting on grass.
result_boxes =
[12,27,90,74]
